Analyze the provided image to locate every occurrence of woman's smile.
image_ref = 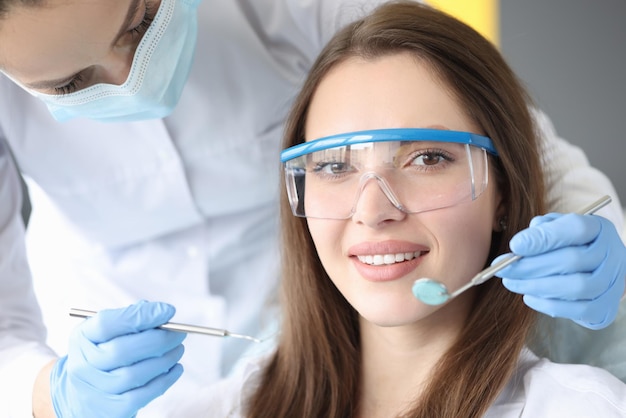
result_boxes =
[356,251,422,266]
[349,241,429,282]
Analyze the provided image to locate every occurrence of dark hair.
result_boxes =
[248,2,545,417]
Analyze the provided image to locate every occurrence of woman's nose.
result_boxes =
[351,175,407,227]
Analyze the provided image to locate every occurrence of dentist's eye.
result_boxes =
[129,13,154,38]
[53,73,84,95]
[128,2,156,40]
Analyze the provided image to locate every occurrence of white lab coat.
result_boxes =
[173,348,626,417]
[0,0,623,417]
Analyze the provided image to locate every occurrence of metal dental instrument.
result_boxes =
[69,308,262,343]
[412,195,613,306]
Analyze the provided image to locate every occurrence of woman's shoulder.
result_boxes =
[489,349,626,417]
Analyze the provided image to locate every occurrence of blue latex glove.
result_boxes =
[494,213,626,330]
[50,300,186,418]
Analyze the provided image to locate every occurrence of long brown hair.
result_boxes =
[248,2,545,417]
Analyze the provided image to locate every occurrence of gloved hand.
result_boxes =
[494,213,626,330]
[50,300,187,418]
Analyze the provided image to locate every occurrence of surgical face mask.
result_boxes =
[281,128,499,220]
[16,0,201,123]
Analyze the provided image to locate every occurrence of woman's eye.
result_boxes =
[313,162,353,175]
[415,152,444,166]
[408,150,454,168]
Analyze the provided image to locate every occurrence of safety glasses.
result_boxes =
[281,128,498,219]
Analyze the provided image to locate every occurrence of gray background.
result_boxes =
[501,0,626,203]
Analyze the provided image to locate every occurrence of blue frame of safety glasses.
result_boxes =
[280,128,499,162]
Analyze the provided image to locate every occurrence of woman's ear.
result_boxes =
[493,196,507,232]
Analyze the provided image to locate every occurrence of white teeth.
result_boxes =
[357,251,421,265]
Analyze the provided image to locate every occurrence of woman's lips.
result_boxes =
[348,241,429,282]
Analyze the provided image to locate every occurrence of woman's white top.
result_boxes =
[178,348,626,417]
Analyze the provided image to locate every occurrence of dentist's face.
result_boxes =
[0,0,161,94]
[305,53,501,329]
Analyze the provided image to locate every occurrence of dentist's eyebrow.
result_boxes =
[23,0,142,90]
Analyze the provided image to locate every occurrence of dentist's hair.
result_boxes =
[249,1,545,417]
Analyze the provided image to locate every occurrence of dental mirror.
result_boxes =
[412,195,612,306]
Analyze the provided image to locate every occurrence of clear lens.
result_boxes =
[284,141,489,219]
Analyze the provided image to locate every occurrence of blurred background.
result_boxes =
[431,0,625,204]
[501,0,625,204]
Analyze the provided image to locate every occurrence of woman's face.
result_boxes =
[305,53,501,329]
[0,0,160,93]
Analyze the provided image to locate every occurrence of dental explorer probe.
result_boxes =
[69,308,262,343]
[412,194,612,306]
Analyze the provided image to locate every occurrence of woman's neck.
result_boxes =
[356,302,469,418]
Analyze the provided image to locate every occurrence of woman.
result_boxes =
[183,2,626,416]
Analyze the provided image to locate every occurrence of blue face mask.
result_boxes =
[21,0,201,123]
